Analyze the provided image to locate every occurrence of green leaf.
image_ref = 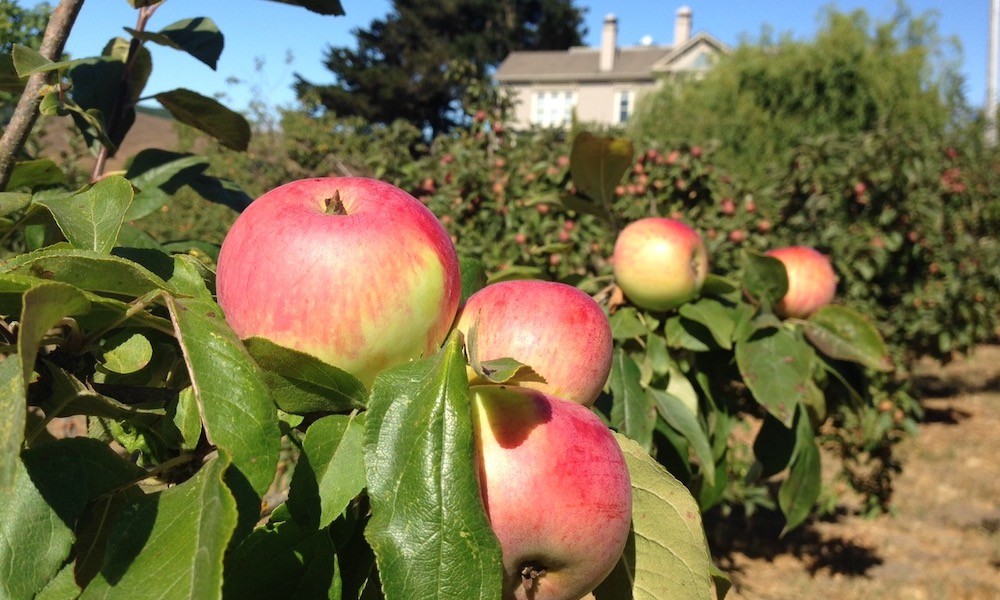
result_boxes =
[80,452,238,599]
[11,44,84,76]
[0,192,31,215]
[778,414,821,535]
[0,51,24,93]
[364,333,503,600]
[124,149,210,220]
[485,264,544,284]
[166,292,281,499]
[34,176,134,253]
[742,250,788,309]
[663,314,713,351]
[244,337,367,415]
[18,281,91,387]
[69,58,134,151]
[735,327,817,427]
[458,256,487,303]
[804,305,894,372]
[650,389,715,487]
[38,361,164,425]
[609,306,648,340]
[126,17,224,69]
[6,159,66,192]
[35,563,81,600]
[593,433,712,600]
[678,297,736,350]
[265,0,346,15]
[0,357,25,490]
[223,517,340,599]
[752,414,797,479]
[186,174,254,212]
[569,132,634,213]
[609,350,656,452]
[155,89,251,151]
[98,329,153,374]
[1,246,177,297]
[0,460,75,599]
[475,357,537,384]
[287,413,366,530]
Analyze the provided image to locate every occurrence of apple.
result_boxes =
[612,217,709,312]
[472,385,631,600]
[765,246,838,319]
[455,280,612,406]
[216,177,461,387]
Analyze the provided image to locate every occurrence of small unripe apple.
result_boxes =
[472,386,631,600]
[765,246,838,319]
[455,280,613,406]
[216,177,461,386]
[612,218,709,312]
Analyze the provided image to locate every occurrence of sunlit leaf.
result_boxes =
[804,305,894,372]
[34,176,134,253]
[609,349,655,452]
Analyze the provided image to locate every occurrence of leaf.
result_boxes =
[39,362,164,425]
[609,306,649,340]
[287,413,366,530]
[778,414,822,535]
[18,281,91,388]
[223,518,340,598]
[166,291,281,499]
[0,460,75,599]
[569,132,634,212]
[609,350,656,452]
[650,389,715,487]
[265,0,346,15]
[34,176,134,253]
[98,329,153,374]
[125,17,224,69]
[0,192,31,215]
[663,315,714,352]
[678,297,736,350]
[485,264,544,284]
[35,563,81,600]
[742,250,788,309]
[593,433,712,600]
[80,452,238,599]
[10,44,84,76]
[364,333,503,600]
[244,337,367,415]
[1,246,177,298]
[155,89,251,151]
[124,150,210,220]
[735,327,817,427]
[69,58,134,151]
[0,51,24,93]
[6,159,66,192]
[458,256,487,303]
[804,305,894,372]
[0,357,25,491]
[752,414,797,479]
[186,174,254,212]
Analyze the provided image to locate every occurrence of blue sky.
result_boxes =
[24,0,994,113]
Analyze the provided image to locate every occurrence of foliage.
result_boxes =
[1,0,53,124]
[629,3,966,185]
[0,2,718,599]
[295,0,585,136]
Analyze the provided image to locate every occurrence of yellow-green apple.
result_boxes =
[216,177,461,386]
[455,280,613,406]
[472,385,631,600]
[765,246,838,318]
[612,217,709,311]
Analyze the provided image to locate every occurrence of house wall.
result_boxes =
[502,80,657,129]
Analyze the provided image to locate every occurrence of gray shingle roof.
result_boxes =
[495,45,673,83]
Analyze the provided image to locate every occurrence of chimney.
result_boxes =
[674,6,692,46]
[600,13,617,72]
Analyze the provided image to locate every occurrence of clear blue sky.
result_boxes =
[25,0,995,113]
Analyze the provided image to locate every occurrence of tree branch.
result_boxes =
[0,0,85,191]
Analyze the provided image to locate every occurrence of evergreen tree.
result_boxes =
[295,0,585,135]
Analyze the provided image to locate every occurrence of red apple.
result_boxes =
[455,280,613,406]
[472,385,631,600]
[612,218,709,312]
[765,246,838,319]
[216,177,461,386]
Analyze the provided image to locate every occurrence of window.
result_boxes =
[615,90,636,124]
[531,90,577,127]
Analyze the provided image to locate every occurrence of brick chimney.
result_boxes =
[674,6,692,46]
[600,13,617,72]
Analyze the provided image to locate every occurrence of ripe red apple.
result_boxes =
[472,385,631,600]
[216,177,461,386]
[612,218,709,312]
[765,246,838,319]
[455,280,613,406]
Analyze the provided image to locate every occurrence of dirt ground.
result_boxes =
[714,346,1000,600]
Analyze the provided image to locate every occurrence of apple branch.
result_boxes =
[0,0,84,191]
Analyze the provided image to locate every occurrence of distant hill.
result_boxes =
[38,110,185,174]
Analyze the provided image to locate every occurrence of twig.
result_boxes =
[0,0,85,190]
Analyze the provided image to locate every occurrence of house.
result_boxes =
[494,7,728,129]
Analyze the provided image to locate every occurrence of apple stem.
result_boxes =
[520,563,546,592]
[323,190,348,215]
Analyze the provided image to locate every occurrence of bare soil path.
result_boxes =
[716,346,1000,600]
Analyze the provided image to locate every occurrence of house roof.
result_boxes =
[495,32,728,84]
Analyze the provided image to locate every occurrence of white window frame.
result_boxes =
[614,89,636,125]
[530,89,577,127]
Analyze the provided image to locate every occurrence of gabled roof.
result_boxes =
[495,33,728,84]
